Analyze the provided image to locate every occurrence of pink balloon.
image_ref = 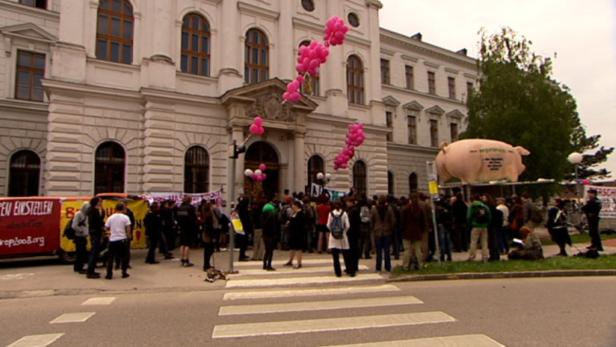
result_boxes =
[249,124,259,135]
[262,173,267,180]
[258,163,267,171]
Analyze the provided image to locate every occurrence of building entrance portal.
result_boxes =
[244,141,279,201]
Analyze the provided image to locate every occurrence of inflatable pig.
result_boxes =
[436,139,530,184]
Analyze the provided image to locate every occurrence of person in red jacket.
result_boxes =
[316,197,332,253]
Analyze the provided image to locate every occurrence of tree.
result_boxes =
[463,27,610,184]
[570,126,614,179]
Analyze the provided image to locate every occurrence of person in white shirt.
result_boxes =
[327,201,351,277]
[496,198,510,254]
[104,203,132,279]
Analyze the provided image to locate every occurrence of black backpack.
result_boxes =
[63,218,76,240]
[474,205,489,224]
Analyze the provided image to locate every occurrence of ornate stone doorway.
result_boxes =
[244,141,279,200]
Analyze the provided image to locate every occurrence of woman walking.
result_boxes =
[261,199,278,271]
[327,201,353,277]
[285,200,306,269]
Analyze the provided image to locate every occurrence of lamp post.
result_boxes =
[568,152,583,197]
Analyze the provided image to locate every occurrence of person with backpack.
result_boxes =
[358,197,373,259]
[371,196,395,272]
[71,202,90,274]
[327,201,352,277]
[86,197,105,279]
[467,194,492,262]
[316,197,332,253]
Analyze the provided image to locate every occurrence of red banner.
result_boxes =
[0,198,61,256]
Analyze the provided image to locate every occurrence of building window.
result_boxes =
[96,0,134,64]
[427,71,436,95]
[448,77,456,99]
[301,0,315,12]
[466,81,474,102]
[15,51,45,102]
[405,65,414,90]
[299,41,320,96]
[181,13,210,76]
[307,155,324,189]
[245,28,269,84]
[184,146,209,193]
[19,0,46,9]
[387,171,394,196]
[94,141,125,195]
[430,119,439,147]
[380,59,390,85]
[346,55,364,105]
[8,150,40,197]
[450,123,459,141]
[353,161,367,196]
[409,173,418,195]
[407,115,417,145]
[348,13,360,27]
[385,111,393,142]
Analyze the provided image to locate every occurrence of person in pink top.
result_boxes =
[316,197,332,253]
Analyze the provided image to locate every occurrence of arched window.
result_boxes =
[184,146,209,193]
[8,150,40,196]
[181,13,210,76]
[96,0,134,64]
[245,29,269,84]
[347,55,364,105]
[409,172,418,195]
[94,142,125,194]
[387,171,394,196]
[299,41,320,96]
[307,155,324,189]
[353,160,367,197]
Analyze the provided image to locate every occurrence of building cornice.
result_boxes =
[382,84,467,107]
[141,87,220,106]
[0,98,48,113]
[387,142,439,155]
[237,1,279,20]
[42,78,142,100]
[0,0,60,21]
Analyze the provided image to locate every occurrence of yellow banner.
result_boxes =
[428,181,439,196]
[60,198,148,252]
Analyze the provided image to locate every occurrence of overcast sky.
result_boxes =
[379,0,616,178]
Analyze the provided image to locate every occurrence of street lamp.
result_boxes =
[568,152,583,197]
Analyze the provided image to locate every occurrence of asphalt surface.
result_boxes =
[1,260,615,347]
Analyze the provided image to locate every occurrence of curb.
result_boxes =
[387,269,616,282]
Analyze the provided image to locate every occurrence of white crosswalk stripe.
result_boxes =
[6,333,64,347]
[82,297,116,306]
[212,311,456,338]
[219,295,423,316]
[233,258,334,268]
[230,265,369,277]
[223,284,401,301]
[50,312,96,324]
[321,334,506,347]
[226,273,384,288]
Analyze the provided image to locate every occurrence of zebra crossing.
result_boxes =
[215,256,506,346]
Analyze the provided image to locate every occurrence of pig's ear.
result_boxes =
[515,146,530,156]
[440,142,449,153]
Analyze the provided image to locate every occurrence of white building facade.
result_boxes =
[0,0,477,201]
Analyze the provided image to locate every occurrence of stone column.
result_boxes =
[294,132,306,193]
[277,0,294,80]
[323,0,346,117]
[366,1,383,104]
[218,0,243,94]
[51,0,87,82]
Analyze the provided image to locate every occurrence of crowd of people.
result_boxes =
[68,188,604,279]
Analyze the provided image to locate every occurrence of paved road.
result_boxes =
[1,256,615,347]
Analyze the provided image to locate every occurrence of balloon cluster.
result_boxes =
[245,163,268,182]
[249,116,265,136]
[334,123,366,170]
[323,16,350,47]
[283,16,349,104]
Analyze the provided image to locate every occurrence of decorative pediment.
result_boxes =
[402,100,424,112]
[0,23,57,43]
[425,105,445,116]
[382,95,400,107]
[221,78,318,124]
[446,109,465,120]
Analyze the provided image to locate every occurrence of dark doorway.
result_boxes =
[244,141,279,200]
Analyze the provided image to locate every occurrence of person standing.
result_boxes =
[546,199,571,256]
[175,196,197,267]
[508,196,525,240]
[251,199,265,261]
[400,194,426,270]
[345,197,361,274]
[200,202,216,271]
[144,202,164,264]
[467,195,492,262]
[371,196,395,272]
[435,198,453,262]
[327,201,352,277]
[451,193,469,252]
[261,200,278,271]
[358,197,373,259]
[482,194,503,262]
[104,203,132,279]
[302,196,317,253]
[285,200,306,269]
[582,189,603,251]
[72,202,90,274]
[237,196,252,261]
[419,194,435,262]
[496,198,510,254]
[316,198,331,253]
[161,200,177,251]
[86,197,105,279]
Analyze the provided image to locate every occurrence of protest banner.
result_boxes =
[585,185,616,219]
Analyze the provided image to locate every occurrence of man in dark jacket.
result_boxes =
[86,197,105,279]
[582,189,603,251]
[345,197,361,275]
[144,202,164,264]
[370,196,395,272]
[236,196,252,261]
[175,196,197,267]
[400,194,426,270]
[451,193,469,252]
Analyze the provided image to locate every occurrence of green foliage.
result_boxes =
[569,127,614,179]
[463,27,610,184]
